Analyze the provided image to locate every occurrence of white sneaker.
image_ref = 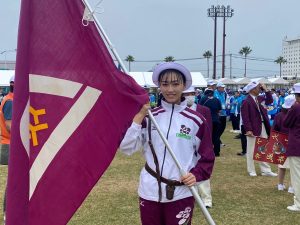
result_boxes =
[229,129,234,133]
[249,172,257,177]
[278,184,286,191]
[287,205,300,212]
[288,187,294,194]
[261,171,277,177]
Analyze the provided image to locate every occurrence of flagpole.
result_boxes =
[148,112,216,225]
[81,0,128,73]
[81,1,216,224]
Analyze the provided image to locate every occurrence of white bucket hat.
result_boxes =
[152,62,192,90]
[292,83,300,94]
[183,86,195,94]
[282,95,296,109]
[207,80,217,86]
[244,81,259,93]
[216,82,225,88]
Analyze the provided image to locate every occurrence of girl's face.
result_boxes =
[159,71,186,104]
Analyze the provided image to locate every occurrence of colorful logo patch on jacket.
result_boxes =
[176,125,191,140]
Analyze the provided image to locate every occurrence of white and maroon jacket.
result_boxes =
[119,99,215,202]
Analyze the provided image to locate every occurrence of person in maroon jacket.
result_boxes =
[183,87,213,208]
[241,81,277,177]
[284,83,300,212]
[273,95,295,193]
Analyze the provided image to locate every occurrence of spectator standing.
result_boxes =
[229,91,241,133]
[237,89,248,156]
[241,81,277,177]
[284,83,300,212]
[0,75,14,223]
[214,82,227,147]
[273,95,295,192]
[183,87,213,208]
[277,90,286,111]
[200,88,222,156]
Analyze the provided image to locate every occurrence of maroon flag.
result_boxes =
[253,130,288,165]
[6,0,148,224]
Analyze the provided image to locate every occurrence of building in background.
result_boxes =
[282,36,300,80]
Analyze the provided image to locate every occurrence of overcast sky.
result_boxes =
[1,0,300,78]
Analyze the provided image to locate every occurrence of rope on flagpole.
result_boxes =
[81,1,216,224]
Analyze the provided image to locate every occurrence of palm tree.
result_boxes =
[125,55,135,72]
[239,46,252,77]
[164,56,175,62]
[203,50,212,78]
[274,56,287,78]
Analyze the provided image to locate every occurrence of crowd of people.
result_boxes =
[1,65,299,225]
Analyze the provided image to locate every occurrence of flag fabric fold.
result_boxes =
[6,0,148,224]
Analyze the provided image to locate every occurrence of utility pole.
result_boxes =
[208,5,234,79]
[221,5,234,78]
[208,5,218,80]
[230,53,232,79]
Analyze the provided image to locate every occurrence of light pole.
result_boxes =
[208,5,234,79]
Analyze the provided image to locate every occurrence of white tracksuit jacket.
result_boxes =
[120,99,215,202]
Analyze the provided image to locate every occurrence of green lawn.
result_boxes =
[1,125,300,224]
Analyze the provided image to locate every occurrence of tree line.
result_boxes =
[125,47,287,78]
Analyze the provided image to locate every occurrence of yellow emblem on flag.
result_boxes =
[29,106,48,146]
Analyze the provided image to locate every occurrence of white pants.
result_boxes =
[197,179,212,207]
[246,123,272,174]
[289,157,300,207]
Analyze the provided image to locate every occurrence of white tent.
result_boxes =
[129,71,207,87]
[0,70,14,86]
[268,77,289,84]
[251,77,270,84]
[191,72,207,87]
[218,77,235,85]
[129,72,156,87]
[233,77,251,85]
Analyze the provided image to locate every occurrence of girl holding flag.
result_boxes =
[120,62,215,225]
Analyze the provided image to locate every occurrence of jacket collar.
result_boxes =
[161,99,187,112]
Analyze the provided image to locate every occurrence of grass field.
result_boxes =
[1,125,300,224]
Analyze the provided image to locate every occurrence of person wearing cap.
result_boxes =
[214,82,227,147]
[119,62,215,224]
[0,75,14,222]
[195,88,203,104]
[273,95,295,193]
[284,83,300,212]
[200,88,222,156]
[182,86,213,208]
[207,80,217,91]
[241,81,277,177]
